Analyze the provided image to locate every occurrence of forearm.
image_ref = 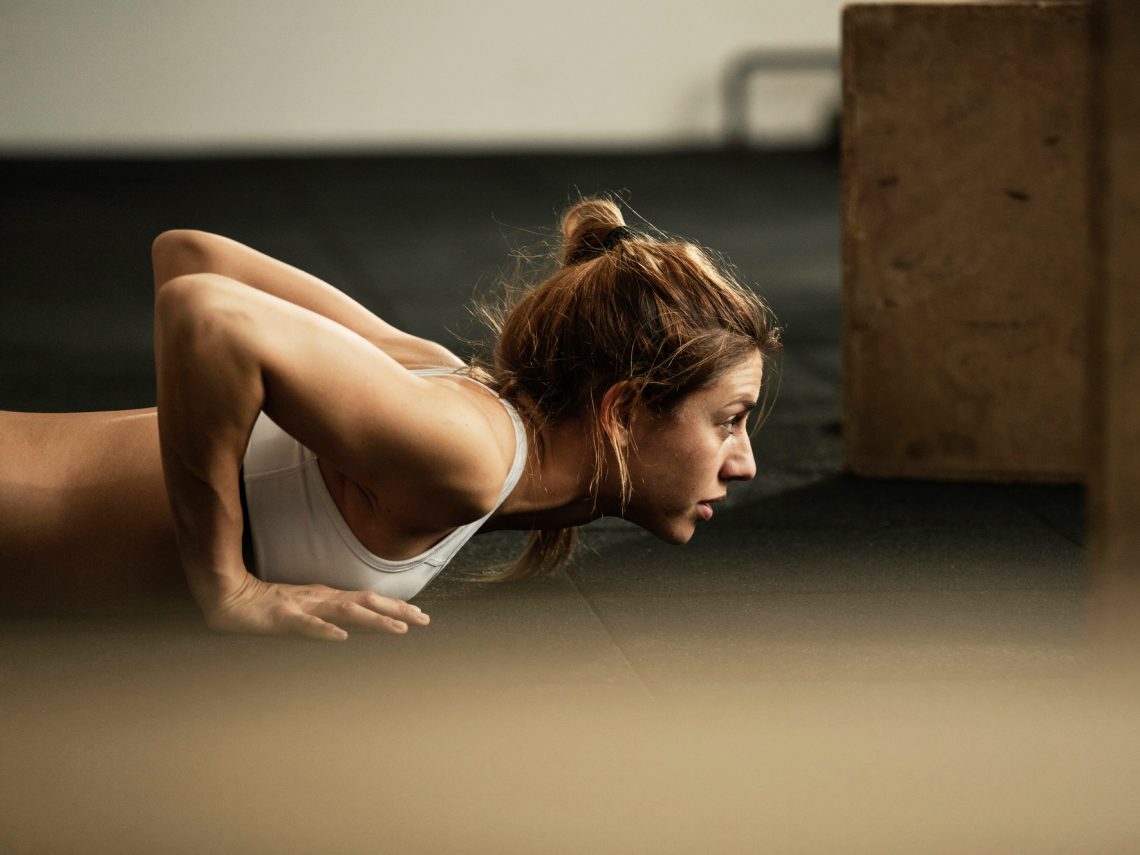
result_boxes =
[151,229,461,368]
[154,274,263,610]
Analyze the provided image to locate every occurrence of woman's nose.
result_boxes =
[722,436,757,482]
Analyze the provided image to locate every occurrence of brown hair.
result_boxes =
[476,197,780,581]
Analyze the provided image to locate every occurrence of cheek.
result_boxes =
[629,416,723,491]
[641,438,724,495]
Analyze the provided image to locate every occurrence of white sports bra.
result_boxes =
[240,368,527,601]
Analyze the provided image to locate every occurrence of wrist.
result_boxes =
[185,561,258,612]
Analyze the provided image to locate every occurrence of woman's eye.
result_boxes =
[722,414,746,434]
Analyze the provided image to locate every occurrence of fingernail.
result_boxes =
[409,604,423,613]
[394,621,408,632]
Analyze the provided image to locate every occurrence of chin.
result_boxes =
[652,522,696,546]
[627,507,696,545]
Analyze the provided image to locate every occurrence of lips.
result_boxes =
[697,496,726,521]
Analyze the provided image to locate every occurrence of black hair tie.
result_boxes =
[600,226,634,251]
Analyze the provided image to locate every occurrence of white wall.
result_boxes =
[0,0,847,152]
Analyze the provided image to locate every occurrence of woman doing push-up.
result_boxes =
[0,198,779,640]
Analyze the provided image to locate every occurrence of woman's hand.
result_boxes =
[201,572,430,641]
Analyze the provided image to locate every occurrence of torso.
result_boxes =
[0,408,183,604]
[0,366,519,605]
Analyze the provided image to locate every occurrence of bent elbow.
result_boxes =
[155,274,256,359]
[152,229,213,294]
[154,274,209,337]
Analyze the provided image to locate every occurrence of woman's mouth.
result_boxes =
[697,495,727,521]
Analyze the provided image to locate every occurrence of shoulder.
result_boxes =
[361,371,520,527]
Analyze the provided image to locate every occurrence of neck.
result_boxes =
[482,413,617,533]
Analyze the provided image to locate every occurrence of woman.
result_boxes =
[0,198,779,640]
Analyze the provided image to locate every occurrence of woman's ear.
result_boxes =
[599,382,638,448]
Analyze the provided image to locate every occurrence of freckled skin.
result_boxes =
[622,351,763,544]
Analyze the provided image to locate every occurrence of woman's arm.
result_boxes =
[151,229,464,369]
[153,272,502,639]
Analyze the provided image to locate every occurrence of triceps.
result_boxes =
[148,229,456,367]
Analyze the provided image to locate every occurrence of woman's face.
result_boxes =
[622,350,763,543]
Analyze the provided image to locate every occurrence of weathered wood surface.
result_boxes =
[842,2,1090,482]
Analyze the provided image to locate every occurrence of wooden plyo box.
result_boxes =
[842,2,1090,482]
[1089,0,1140,641]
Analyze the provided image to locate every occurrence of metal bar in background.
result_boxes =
[723,48,839,148]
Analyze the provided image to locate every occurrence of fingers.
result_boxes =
[294,588,430,639]
[288,611,349,642]
[332,601,409,635]
[326,593,431,635]
[357,591,431,628]
[201,580,430,641]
